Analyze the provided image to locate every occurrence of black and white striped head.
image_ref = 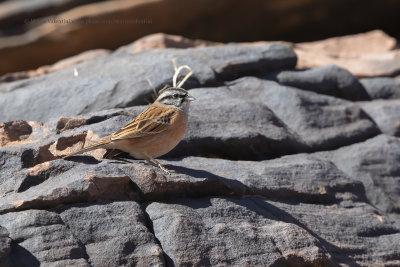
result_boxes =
[156,87,195,112]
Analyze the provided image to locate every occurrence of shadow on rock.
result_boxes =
[10,241,41,267]
[166,164,248,197]
[63,155,102,165]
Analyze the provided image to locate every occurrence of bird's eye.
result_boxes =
[173,94,179,98]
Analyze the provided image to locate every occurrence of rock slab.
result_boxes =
[0,38,400,266]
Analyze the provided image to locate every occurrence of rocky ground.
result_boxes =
[0,31,400,266]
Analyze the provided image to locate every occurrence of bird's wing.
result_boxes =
[111,104,177,140]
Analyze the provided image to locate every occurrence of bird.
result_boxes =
[63,64,195,174]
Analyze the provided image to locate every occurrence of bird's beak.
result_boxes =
[185,94,196,101]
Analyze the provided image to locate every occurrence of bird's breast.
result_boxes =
[116,110,188,159]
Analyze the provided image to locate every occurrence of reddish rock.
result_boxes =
[295,30,400,77]
[130,33,221,53]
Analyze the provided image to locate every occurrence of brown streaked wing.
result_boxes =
[111,104,177,140]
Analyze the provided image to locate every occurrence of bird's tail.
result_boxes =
[63,138,112,159]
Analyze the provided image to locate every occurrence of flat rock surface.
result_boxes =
[0,44,296,122]
[316,134,400,214]
[0,38,400,266]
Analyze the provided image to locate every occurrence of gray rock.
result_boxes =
[79,76,379,156]
[0,135,399,266]
[0,100,366,208]
[360,77,400,99]
[0,153,364,214]
[0,150,24,198]
[0,44,296,122]
[316,134,400,214]
[0,38,399,267]
[0,70,380,161]
[263,65,370,100]
[146,197,332,266]
[268,197,400,266]
[146,196,400,266]
[0,202,164,267]
[0,209,89,266]
[160,155,366,204]
[167,95,307,160]
[58,201,165,266]
[226,77,380,151]
[359,99,400,136]
[0,94,307,167]
[0,159,140,214]
[0,77,381,201]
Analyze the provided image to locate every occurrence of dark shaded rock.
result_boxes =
[167,96,307,160]
[0,150,24,197]
[0,44,296,122]
[0,226,11,267]
[0,120,32,143]
[56,116,87,134]
[360,77,400,99]
[226,77,380,151]
[316,134,400,214]
[0,210,90,266]
[146,196,400,266]
[0,121,47,148]
[58,201,165,266]
[263,65,370,100]
[359,99,400,136]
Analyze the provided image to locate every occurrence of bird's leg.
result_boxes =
[145,158,174,175]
